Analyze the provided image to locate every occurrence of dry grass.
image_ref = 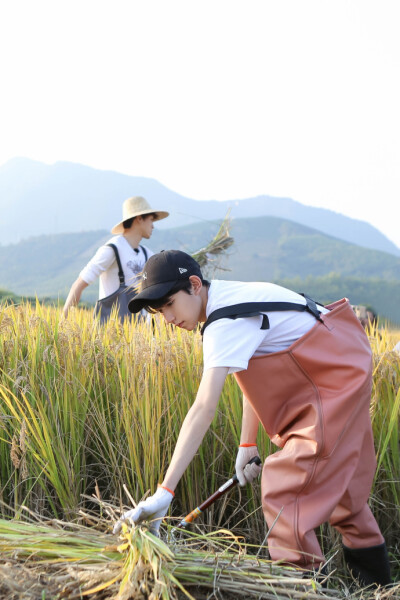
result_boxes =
[2,509,398,600]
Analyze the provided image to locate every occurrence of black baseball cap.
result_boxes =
[128,250,203,313]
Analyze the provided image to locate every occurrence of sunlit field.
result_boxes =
[0,302,399,599]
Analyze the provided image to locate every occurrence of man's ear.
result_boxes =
[189,275,202,294]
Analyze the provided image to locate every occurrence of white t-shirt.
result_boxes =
[79,235,153,299]
[203,280,329,373]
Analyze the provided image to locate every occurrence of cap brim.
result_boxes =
[128,280,177,313]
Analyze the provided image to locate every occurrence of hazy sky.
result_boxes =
[1,1,399,248]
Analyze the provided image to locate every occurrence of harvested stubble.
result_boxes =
[1,514,387,600]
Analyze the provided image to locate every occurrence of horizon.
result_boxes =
[1,155,400,255]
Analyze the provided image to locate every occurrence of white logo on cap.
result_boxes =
[143,271,147,280]
[179,267,187,274]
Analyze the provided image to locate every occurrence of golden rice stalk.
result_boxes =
[2,513,397,600]
[0,516,188,600]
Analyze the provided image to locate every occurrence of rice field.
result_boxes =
[0,301,399,599]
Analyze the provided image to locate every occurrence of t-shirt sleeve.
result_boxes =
[79,245,115,285]
[202,315,269,373]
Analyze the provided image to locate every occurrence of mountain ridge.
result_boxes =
[1,213,399,301]
[1,157,399,257]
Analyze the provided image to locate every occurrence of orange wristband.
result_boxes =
[239,443,257,447]
[158,484,175,497]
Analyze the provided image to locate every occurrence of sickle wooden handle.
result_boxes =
[176,456,262,529]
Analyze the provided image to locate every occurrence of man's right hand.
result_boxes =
[235,445,262,486]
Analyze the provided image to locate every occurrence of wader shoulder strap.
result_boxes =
[106,243,125,285]
[201,295,323,336]
[140,245,148,261]
[106,244,148,286]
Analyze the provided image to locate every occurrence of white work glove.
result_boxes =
[113,486,173,536]
[235,445,262,487]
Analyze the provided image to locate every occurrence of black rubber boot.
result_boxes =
[343,542,392,588]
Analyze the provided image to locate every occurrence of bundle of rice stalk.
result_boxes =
[2,514,396,600]
[168,530,334,600]
[0,516,119,599]
[164,526,400,600]
[0,515,185,600]
[131,212,233,295]
[191,211,234,271]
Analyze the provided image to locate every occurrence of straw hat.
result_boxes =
[111,196,169,234]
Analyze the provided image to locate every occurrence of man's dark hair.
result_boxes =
[144,278,210,314]
[123,217,135,229]
[123,212,157,230]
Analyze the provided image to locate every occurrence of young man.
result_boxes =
[114,250,391,587]
[62,196,169,320]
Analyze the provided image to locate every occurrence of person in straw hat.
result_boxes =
[62,196,169,320]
